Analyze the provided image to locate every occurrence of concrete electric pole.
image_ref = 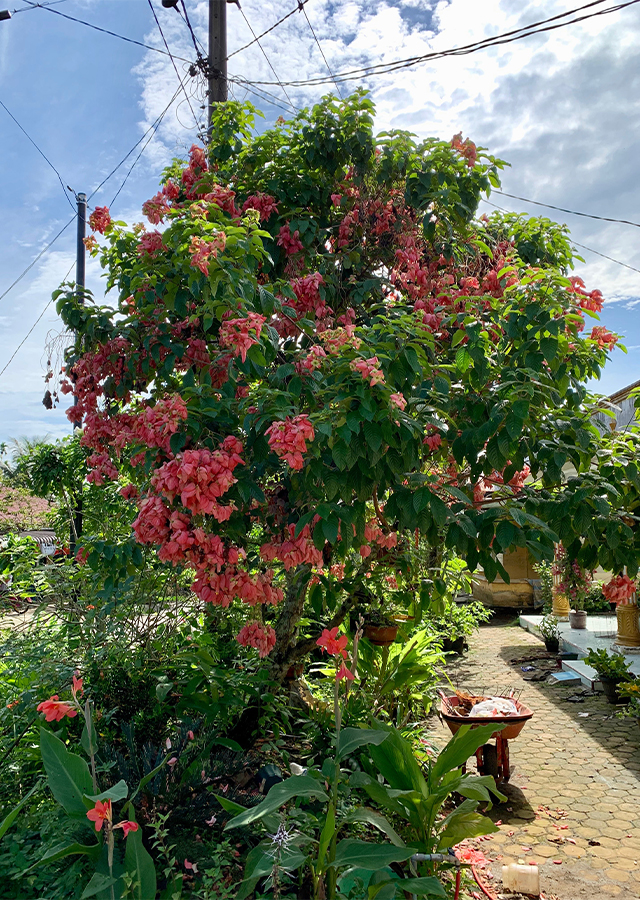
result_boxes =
[208,0,228,133]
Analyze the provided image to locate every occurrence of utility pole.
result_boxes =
[208,0,228,135]
[71,191,86,554]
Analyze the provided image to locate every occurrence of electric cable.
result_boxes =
[147,0,200,132]
[238,6,298,110]
[178,0,207,59]
[0,215,76,308]
[227,0,310,60]
[228,77,298,115]
[301,4,343,99]
[237,0,640,87]
[12,0,69,13]
[494,190,640,230]
[0,260,75,381]
[25,2,193,62]
[480,197,640,277]
[108,82,186,207]
[0,99,75,211]
[88,81,185,203]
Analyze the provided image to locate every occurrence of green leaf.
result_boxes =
[40,728,93,817]
[455,348,472,373]
[342,808,405,847]
[337,727,389,761]
[329,839,415,870]
[369,877,446,899]
[318,802,336,865]
[124,814,157,900]
[369,729,428,795]
[81,874,117,899]
[128,756,168,804]
[85,780,128,804]
[430,724,503,782]
[437,799,499,849]
[236,845,306,900]
[27,840,102,872]
[224,775,329,830]
[0,780,41,843]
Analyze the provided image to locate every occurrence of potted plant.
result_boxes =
[583,648,633,703]
[539,614,561,653]
[553,547,592,629]
[617,679,640,722]
[429,599,492,654]
[362,607,399,647]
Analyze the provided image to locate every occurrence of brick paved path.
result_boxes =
[425,618,640,899]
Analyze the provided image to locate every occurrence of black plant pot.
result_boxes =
[600,676,624,704]
[544,637,560,653]
[442,636,467,655]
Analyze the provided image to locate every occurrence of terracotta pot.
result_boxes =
[284,662,304,680]
[364,623,398,646]
[569,610,587,629]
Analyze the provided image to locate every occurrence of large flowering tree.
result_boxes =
[55,92,640,687]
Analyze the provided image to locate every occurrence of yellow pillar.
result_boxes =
[615,594,640,649]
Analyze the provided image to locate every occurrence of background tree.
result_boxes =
[54,91,640,713]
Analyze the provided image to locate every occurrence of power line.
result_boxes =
[0,260,75,382]
[480,197,640,277]
[12,0,68,13]
[571,241,640,276]
[238,0,640,87]
[0,99,75,211]
[227,0,310,60]
[301,5,343,100]
[238,6,297,110]
[26,3,193,62]
[147,0,201,133]
[0,215,76,308]
[108,82,185,207]
[494,190,640,230]
[228,77,298,116]
[87,81,185,204]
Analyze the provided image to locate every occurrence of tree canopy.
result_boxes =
[54,91,640,676]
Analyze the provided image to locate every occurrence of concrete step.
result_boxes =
[561,658,603,690]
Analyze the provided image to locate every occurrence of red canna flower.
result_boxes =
[72,675,83,698]
[87,799,112,832]
[115,820,139,838]
[316,626,348,659]
[36,695,78,722]
[336,662,355,681]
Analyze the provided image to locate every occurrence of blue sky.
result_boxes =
[1,0,639,446]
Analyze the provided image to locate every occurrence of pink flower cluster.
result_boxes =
[568,276,604,313]
[299,345,327,373]
[219,313,266,363]
[350,356,385,388]
[603,574,636,605]
[202,183,239,217]
[89,206,112,234]
[142,190,171,225]
[590,326,617,349]
[319,324,361,355]
[277,224,304,256]
[86,452,119,485]
[451,132,478,167]
[389,392,406,411]
[260,522,324,571]
[150,437,244,518]
[242,193,279,221]
[423,427,442,452]
[236,622,277,657]
[265,415,315,470]
[193,567,283,608]
[359,520,398,558]
[190,233,226,276]
[137,231,166,257]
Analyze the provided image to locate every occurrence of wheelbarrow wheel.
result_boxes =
[478,743,499,779]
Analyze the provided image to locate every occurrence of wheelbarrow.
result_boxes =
[439,693,533,783]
